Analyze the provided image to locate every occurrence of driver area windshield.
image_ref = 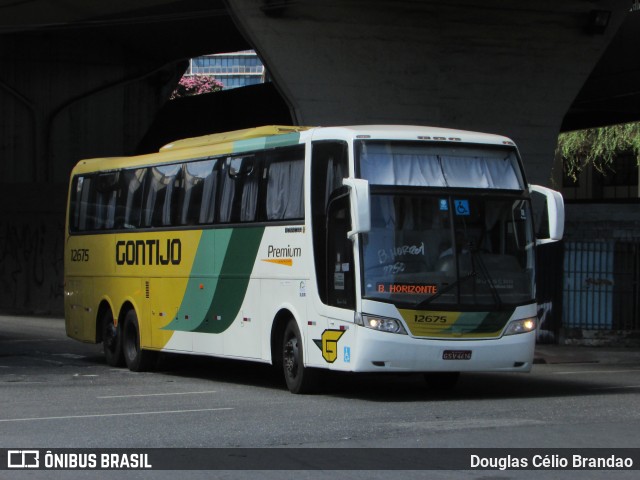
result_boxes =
[357,140,534,309]
[361,194,535,308]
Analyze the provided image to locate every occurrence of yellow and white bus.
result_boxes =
[64,125,564,393]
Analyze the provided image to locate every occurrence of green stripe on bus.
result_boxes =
[162,230,231,332]
[233,132,301,154]
[265,132,302,149]
[195,227,265,333]
[163,227,264,333]
[472,310,513,333]
[446,310,513,336]
[233,137,266,153]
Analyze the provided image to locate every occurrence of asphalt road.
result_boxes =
[1,315,640,480]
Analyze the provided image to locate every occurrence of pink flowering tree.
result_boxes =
[170,75,224,99]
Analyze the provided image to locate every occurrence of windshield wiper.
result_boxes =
[414,249,503,310]
[415,270,477,309]
[471,250,503,309]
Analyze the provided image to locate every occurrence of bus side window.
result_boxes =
[143,164,181,227]
[95,172,119,230]
[70,173,119,232]
[219,155,260,223]
[76,176,92,231]
[77,175,102,231]
[265,145,305,221]
[69,176,82,232]
[116,168,147,229]
[326,192,355,309]
[180,158,218,225]
[311,141,349,305]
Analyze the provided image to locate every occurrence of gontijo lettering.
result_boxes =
[116,239,181,266]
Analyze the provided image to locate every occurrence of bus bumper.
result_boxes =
[347,326,536,373]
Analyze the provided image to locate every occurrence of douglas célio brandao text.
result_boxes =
[470,453,634,470]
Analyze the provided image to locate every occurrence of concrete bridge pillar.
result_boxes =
[0,33,183,313]
[229,0,629,184]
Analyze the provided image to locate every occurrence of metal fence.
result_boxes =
[563,241,640,330]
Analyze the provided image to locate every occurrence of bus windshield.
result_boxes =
[361,194,535,308]
[357,141,534,309]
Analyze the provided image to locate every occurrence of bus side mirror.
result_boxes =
[343,178,371,240]
[529,184,564,245]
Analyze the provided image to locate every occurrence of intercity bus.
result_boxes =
[64,125,564,393]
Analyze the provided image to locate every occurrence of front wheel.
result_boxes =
[122,309,157,372]
[282,319,319,394]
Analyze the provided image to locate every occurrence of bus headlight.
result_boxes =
[504,317,536,336]
[355,313,407,334]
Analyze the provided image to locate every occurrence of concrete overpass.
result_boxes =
[0,0,636,313]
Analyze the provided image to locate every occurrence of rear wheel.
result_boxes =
[122,309,157,372]
[101,308,124,367]
[282,319,318,394]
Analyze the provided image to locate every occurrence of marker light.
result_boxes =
[504,317,536,336]
[355,313,407,334]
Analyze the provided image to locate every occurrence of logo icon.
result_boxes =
[8,450,40,469]
[313,329,345,363]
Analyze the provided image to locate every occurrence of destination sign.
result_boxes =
[376,283,438,295]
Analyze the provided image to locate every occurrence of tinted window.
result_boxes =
[179,159,219,225]
[266,145,305,220]
[219,155,259,223]
[117,169,147,229]
[142,164,181,227]
[69,144,306,233]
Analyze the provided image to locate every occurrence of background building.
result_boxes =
[562,155,639,202]
[186,50,266,89]
[551,135,640,345]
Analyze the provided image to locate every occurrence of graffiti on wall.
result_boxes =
[536,301,556,343]
[0,214,65,314]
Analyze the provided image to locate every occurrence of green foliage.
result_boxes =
[557,122,640,181]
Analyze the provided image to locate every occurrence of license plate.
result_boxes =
[443,350,472,360]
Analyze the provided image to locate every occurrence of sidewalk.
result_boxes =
[534,344,640,366]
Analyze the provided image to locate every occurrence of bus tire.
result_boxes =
[122,309,157,372]
[101,308,124,367]
[424,372,460,390]
[282,319,318,394]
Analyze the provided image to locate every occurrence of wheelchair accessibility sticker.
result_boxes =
[454,200,470,216]
[344,346,351,363]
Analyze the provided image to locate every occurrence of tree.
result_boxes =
[170,75,224,100]
[557,122,640,181]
